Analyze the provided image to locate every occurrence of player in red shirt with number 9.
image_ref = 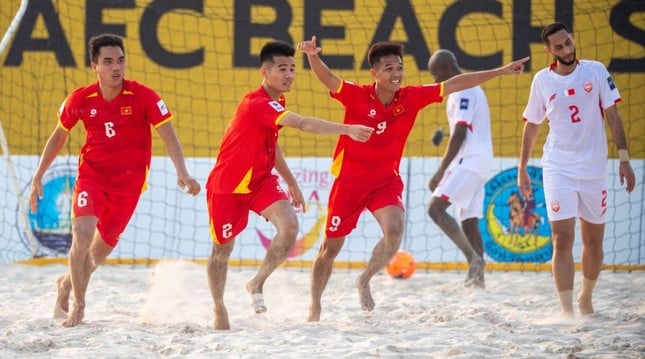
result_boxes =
[28,33,201,328]
[299,36,529,321]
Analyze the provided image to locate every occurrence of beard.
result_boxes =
[555,51,576,66]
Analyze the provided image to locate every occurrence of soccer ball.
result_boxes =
[386,250,415,279]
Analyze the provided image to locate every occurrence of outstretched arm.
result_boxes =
[517,121,540,199]
[443,57,530,96]
[298,36,342,93]
[29,125,69,212]
[279,112,373,142]
[605,105,635,193]
[156,122,201,195]
[274,144,305,212]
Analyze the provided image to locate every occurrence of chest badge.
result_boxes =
[121,106,133,115]
[583,81,593,93]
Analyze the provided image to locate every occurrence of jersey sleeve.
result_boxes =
[330,80,362,106]
[522,73,546,124]
[140,85,173,128]
[410,83,444,108]
[257,99,289,127]
[57,94,79,132]
[453,89,477,126]
[596,63,621,110]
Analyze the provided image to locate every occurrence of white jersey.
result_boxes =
[522,60,621,179]
[445,86,494,178]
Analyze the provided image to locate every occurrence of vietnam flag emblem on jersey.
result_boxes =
[121,106,133,115]
[563,88,575,97]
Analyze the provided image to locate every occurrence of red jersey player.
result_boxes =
[29,34,201,328]
[205,40,373,330]
[299,36,528,321]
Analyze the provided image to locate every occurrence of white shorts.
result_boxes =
[542,171,608,224]
[432,166,486,221]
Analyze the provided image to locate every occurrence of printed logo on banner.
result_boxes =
[256,168,330,258]
[18,164,76,256]
[480,166,552,263]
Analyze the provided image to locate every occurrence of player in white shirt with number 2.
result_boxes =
[518,22,635,317]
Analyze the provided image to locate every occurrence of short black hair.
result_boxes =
[260,40,295,65]
[541,22,569,45]
[88,33,124,63]
[367,42,404,68]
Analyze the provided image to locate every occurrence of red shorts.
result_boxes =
[71,179,140,247]
[207,175,288,244]
[325,176,404,238]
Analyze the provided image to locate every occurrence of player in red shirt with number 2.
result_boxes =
[29,34,201,328]
[205,40,373,330]
[299,36,529,322]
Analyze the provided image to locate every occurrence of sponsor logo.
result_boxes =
[459,98,469,110]
[156,100,169,115]
[268,101,285,112]
[480,166,552,263]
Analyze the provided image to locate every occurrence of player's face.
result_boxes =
[262,56,296,94]
[92,46,125,89]
[372,54,403,92]
[546,29,576,66]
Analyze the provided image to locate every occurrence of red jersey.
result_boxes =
[207,87,289,194]
[58,80,172,195]
[330,80,443,183]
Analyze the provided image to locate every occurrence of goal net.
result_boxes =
[1,0,643,270]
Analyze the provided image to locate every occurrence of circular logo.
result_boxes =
[479,166,552,262]
[18,164,76,255]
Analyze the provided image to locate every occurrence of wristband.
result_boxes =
[618,149,630,162]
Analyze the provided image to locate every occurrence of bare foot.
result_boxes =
[308,302,321,322]
[356,276,375,312]
[246,282,266,314]
[62,303,84,328]
[577,294,594,316]
[214,305,230,330]
[465,256,485,287]
[53,274,71,319]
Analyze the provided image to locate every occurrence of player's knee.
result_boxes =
[277,216,299,241]
[427,202,444,222]
[319,240,343,257]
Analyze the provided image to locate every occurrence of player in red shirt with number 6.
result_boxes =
[29,34,201,328]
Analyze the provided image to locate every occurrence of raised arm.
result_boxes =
[29,125,69,212]
[156,122,201,195]
[297,36,342,93]
[279,112,373,142]
[443,57,530,96]
[605,105,635,193]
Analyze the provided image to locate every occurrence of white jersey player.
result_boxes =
[427,49,493,288]
[518,22,635,317]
